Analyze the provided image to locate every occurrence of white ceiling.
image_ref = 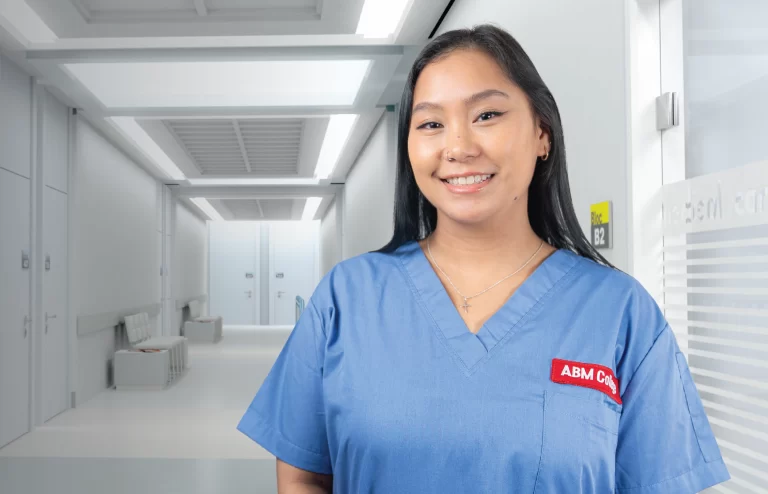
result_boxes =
[25,0,362,37]
[62,59,372,107]
[0,0,453,221]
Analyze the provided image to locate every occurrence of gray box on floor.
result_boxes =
[184,300,223,342]
[114,350,170,389]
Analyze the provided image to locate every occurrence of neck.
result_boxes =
[428,208,544,272]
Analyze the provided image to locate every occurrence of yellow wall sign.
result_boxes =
[590,201,612,249]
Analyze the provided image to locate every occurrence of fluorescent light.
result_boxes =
[187,178,321,186]
[302,197,322,221]
[190,198,224,222]
[356,0,411,38]
[0,0,58,45]
[109,117,186,180]
[65,60,371,108]
[315,115,359,179]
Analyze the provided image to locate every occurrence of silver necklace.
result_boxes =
[426,238,545,313]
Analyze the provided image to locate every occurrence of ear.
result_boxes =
[536,120,551,156]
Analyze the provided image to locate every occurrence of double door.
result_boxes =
[208,221,319,326]
[0,68,70,450]
[0,178,65,444]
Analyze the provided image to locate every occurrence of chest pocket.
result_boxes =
[534,391,620,494]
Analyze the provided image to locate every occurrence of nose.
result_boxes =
[443,124,480,163]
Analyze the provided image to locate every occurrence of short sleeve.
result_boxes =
[236,299,332,474]
[615,325,730,493]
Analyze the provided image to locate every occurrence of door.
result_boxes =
[40,90,70,423]
[658,0,768,488]
[0,168,32,448]
[269,222,319,325]
[41,186,68,422]
[209,222,259,325]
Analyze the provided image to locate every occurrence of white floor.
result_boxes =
[0,326,292,494]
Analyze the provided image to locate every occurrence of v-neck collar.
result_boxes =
[396,240,580,374]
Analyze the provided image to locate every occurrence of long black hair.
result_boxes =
[376,24,612,268]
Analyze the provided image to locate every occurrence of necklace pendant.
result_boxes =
[460,298,471,313]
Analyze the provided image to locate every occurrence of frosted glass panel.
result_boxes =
[684,0,768,178]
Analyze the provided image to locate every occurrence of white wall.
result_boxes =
[172,201,208,334]
[320,199,340,277]
[439,0,630,270]
[342,111,397,259]
[73,118,161,404]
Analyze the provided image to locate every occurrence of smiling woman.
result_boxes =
[237,24,730,494]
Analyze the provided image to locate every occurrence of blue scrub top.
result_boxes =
[238,241,730,493]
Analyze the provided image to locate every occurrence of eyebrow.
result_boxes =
[412,89,510,114]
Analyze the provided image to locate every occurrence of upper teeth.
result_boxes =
[446,174,492,185]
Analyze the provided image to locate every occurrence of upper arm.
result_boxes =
[615,325,730,493]
[277,459,333,493]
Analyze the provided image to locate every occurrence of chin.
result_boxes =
[439,203,498,225]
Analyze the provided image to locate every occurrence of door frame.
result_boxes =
[625,0,687,306]
[30,79,44,428]
[66,109,78,409]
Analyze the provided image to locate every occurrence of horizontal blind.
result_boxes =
[662,161,768,493]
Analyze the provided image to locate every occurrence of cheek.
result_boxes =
[482,129,536,172]
[407,135,439,177]
[483,128,522,158]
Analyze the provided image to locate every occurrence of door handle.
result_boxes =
[245,290,253,298]
[23,315,30,338]
[45,312,57,333]
[277,291,286,298]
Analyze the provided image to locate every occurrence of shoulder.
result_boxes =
[568,252,663,322]
[567,252,636,292]
[566,252,669,377]
[309,249,405,309]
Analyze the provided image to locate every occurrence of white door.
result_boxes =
[41,186,68,422]
[40,90,70,423]
[269,222,319,325]
[0,168,32,448]
[209,222,259,325]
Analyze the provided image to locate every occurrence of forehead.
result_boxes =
[413,49,513,100]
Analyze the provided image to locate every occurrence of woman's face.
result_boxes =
[408,49,550,226]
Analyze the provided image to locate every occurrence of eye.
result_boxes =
[477,111,505,122]
[416,121,443,130]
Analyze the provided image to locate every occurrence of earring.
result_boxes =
[541,149,549,161]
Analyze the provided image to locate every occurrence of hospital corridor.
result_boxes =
[0,1,766,493]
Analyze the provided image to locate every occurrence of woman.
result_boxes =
[238,25,730,493]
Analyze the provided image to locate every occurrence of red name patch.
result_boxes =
[551,359,622,405]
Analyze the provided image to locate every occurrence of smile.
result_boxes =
[440,174,495,193]
[442,174,493,186]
